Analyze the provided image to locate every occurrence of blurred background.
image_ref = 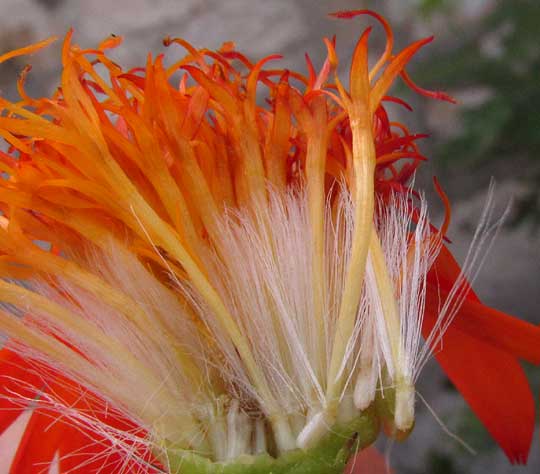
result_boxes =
[0,0,538,472]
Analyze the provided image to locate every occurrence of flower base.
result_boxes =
[167,409,379,474]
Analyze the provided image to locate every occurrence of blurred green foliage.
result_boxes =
[418,0,451,18]
[419,0,540,227]
[426,451,459,474]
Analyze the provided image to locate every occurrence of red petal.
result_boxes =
[9,408,67,473]
[425,245,535,463]
[57,426,125,474]
[424,310,534,464]
[427,244,477,301]
[8,408,123,473]
[427,287,540,364]
[1,360,146,473]
[0,348,41,433]
[346,446,393,473]
[428,246,540,363]
[8,401,127,473]
[0,409,33,469]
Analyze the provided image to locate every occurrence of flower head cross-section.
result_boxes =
[0,9,539,474]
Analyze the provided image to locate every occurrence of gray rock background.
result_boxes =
[0,0,538,473]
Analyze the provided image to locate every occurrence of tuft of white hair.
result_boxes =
[0,182,506,468]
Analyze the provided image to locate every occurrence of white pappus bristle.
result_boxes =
[0,182,505,468]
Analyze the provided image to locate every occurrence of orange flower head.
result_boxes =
[0,9,538,474]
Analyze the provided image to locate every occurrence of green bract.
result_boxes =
[168,409,379,474]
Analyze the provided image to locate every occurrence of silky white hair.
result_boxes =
[0,182,506,469]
